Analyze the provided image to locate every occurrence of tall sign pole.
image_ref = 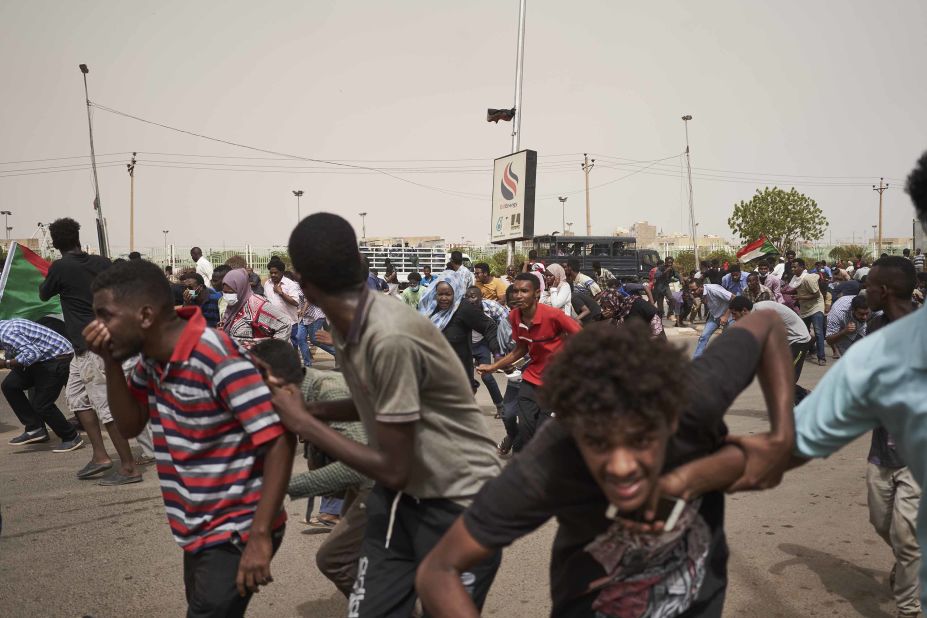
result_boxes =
[507,0,527,266]
[79,64,110,258]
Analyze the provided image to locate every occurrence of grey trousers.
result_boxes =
[867,463,922,615]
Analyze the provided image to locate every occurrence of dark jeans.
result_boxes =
[471,341,503,406]
[183,531,284,618]
[790,341,807,382]
[307,318,337,356]
[514,380,551,452]
[348,485,501,617]
[501,380,520,444]
[653,286,674,317]
[1,357,75,440]
[803,312,826,361]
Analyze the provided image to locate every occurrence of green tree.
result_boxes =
[727,187,828,253]
[828,244,870,263]
[488,250,525,276]
[672,248,738,277]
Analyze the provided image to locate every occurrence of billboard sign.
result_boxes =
[490,149,537,243]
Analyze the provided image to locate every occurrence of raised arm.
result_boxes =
[724,309,797,491]
[82,320,150,438]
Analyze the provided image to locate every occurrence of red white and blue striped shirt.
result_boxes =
[128,307,286,553]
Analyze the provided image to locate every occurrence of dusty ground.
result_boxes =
[0,333,899,617]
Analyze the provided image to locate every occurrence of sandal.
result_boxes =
[307,515,338,529]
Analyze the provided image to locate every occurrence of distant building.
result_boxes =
[629,221,657,248]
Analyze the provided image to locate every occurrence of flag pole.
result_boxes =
[508,0,527,267]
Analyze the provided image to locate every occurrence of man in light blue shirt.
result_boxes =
[721,264,747,296]
[689,280,734,357]
[732,152,927,610]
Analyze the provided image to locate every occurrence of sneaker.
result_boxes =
[497,436,512,457]
[52,435,85,453]
[8,428,49,445]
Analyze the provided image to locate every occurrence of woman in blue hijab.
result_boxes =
[419,269,500,392]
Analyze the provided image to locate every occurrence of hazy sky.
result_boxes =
[2,0,925,251]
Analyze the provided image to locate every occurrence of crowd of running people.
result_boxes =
[1,151,927,617]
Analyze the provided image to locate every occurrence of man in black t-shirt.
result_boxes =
[417,312,794,617]
[570,289,602,325]
[38,218,141,485]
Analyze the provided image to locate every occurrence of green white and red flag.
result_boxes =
[736,237,777,263]
[0,242,62,321]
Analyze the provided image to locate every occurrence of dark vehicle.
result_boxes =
[531,235,661,279]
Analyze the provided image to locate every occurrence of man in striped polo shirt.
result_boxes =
[81,260,295,617]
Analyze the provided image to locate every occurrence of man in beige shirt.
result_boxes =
[790,258,826,365]
[267,213,502,617]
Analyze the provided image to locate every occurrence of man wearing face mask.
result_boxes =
[180,272,223,328]
[401,272,424,309]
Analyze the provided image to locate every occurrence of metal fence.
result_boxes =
[38,237,914,274]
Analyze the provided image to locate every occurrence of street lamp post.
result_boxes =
[359,212,367,242]
[78,64,110,258]
[682,114,698,267]
[871,225,878,256]
[292,189,304,223]
[127,153,136,251]
[558,196,567,237]
[162,229,169,250]
[1,211,11,241]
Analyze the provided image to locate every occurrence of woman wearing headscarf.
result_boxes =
[219,268,291,349]
[419,270,500,392]
[541,263,575,318]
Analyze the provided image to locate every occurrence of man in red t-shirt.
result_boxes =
[477,273,581,451]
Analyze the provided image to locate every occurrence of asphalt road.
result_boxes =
[0,334,899,617]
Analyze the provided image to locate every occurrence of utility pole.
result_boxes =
[558,196,567,235]
[78,64,110,258]
[871,225,877,256]
[682,115,698,267]
[127,153,136,251]
[506,0,527,267]
[873,177,888,256]
[359,212,367,242]
[582,154,595,236]
[1,210,11,241]
[292,189,304,224]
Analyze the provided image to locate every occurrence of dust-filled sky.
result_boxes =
[1,0,925,251]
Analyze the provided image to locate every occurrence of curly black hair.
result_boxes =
[540,321,690,439]
[48,217,81,251]
[907,151,927,228]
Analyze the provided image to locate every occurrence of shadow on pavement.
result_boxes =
[769,543,892,618]
[296,592,346,616]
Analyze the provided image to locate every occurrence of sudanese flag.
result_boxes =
[0,242,62,321]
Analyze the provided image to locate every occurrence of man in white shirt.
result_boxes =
[190,247,214,284]
[731,297,811,382]
[263,256,303,352]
